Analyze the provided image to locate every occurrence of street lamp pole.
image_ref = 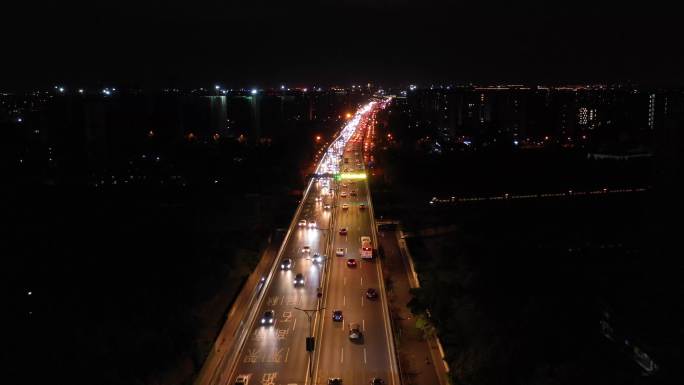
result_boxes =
[295,306,325,382]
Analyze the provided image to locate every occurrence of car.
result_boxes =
[312,253,324,263]
[302,246,311,253]
[365,288,378,299]
[346,258,357,268]
[336,248,345,256]
[339,227,348,235]
[350,190,357,196]
[342,204,349,210]
[261,310,275,325]
[328,378,342,385]
[348,323,362,340]
[332,310,343,321]
[340,192,347,198]
[370,378,384,385]
[359,203,366,209]
[324,204,331,210]
[280,258,293,270]
[308,220,317,228]
[234,375,250,385]
[298,219,307,227]
[293,273,305,286]
[342,183,348,188]
[315,196,322,202]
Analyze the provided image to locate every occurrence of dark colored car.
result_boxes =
[280,258,293,270]
[328,379,342,385]
[332,310,343,321]
[293,273,305,286]
[370,379,384,385]
[365,288,378,299]
[346,258,357,268]
[260,310,275,325]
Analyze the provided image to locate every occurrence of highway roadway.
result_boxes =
[314,120,395,385]
[221,101,396,385]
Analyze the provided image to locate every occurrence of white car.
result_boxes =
[234,375,250,385]
[308,221,317,228]
[298,219,307,227]
[342,204,349,210]
[336,248,345,256]
[302,246,311,253]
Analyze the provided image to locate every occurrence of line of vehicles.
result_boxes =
[233,102,386,385]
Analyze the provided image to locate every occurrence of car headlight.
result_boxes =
[269,319,273,323]
[261,318,265,323]
[281,264,284,268]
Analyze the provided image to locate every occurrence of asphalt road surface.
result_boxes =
[224,102,394,385]
[314,128,393,385]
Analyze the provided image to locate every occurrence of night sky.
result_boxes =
[2,1,681,89]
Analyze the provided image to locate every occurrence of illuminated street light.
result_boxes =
[251,88,258,95]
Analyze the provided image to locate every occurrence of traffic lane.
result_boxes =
[320,202,391,381]
[230,196,327,384]
[231,249,322,384]
[318,241,389,381]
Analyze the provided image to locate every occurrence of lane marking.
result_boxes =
[361,295,364,307]
[363,319,365,331]
[293,318,297,331]
[364,348,367,364]
[341,347,344,363]
[343,295,346,307]
[360,276,363,287]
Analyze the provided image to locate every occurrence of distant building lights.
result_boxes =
[215,85,221,90]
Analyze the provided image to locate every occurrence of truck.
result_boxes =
[360,236,372,259]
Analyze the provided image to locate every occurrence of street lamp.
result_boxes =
[295,306,326,382]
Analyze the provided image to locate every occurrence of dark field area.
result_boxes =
[403,194,680,385]
[370,132,681,384]
[4,186,296,385]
